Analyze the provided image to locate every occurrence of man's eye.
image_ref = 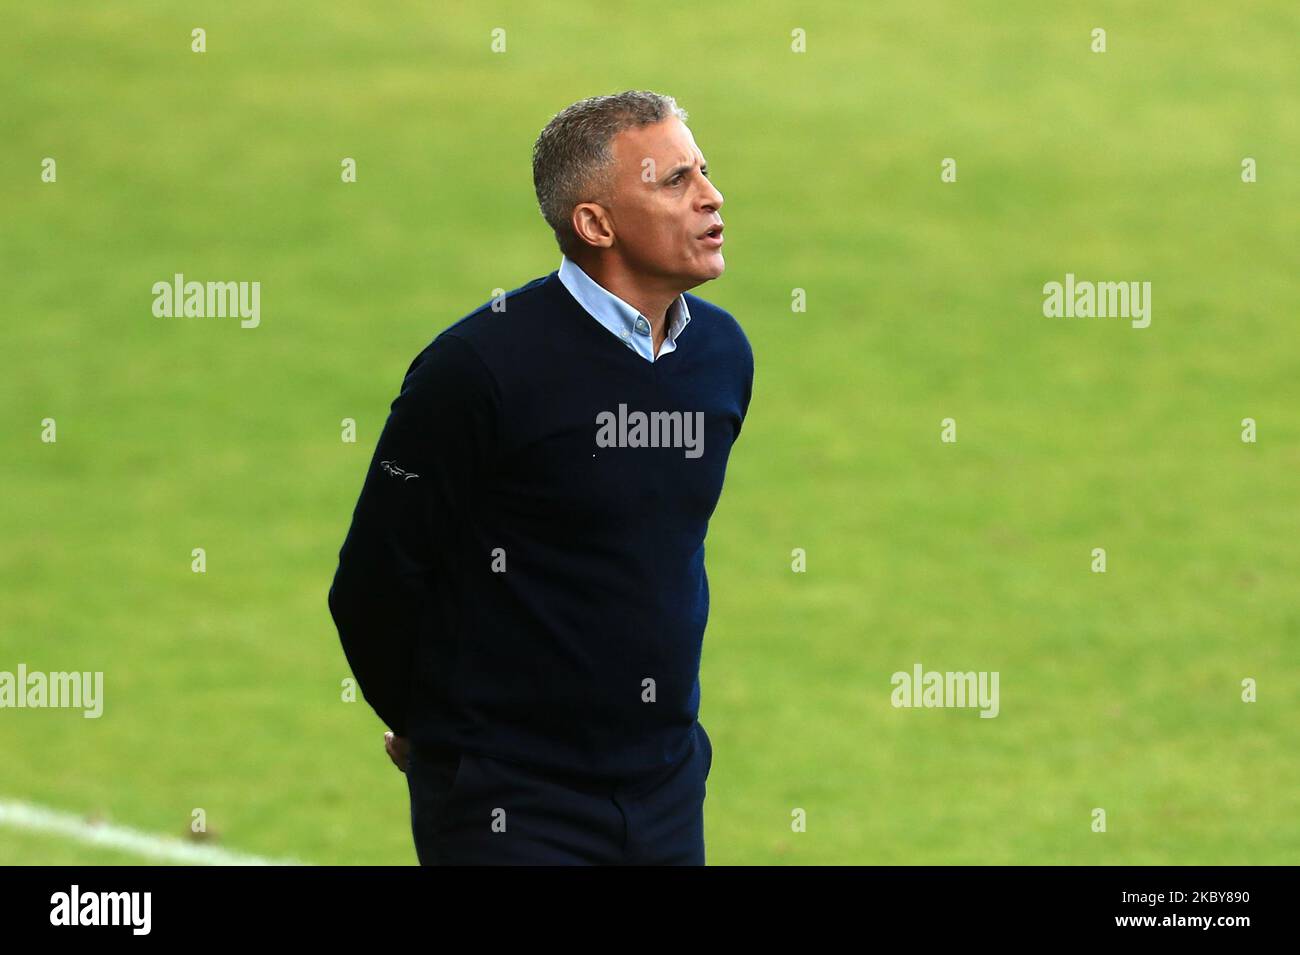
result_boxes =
[668,169,707,185]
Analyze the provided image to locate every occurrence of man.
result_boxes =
[328,90,753,865]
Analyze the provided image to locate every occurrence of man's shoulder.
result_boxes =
[402,272,558,382]
[436,271,557,345]
[421,270,564,363]
[409,274,751,380]
[682,291,752,367]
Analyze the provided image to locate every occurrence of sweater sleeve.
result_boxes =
[327,332,499,735]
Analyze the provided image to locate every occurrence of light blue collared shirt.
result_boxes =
[557,255,691,362]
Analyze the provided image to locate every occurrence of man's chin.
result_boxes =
[670,255,725,292]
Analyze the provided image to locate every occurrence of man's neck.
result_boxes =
[570,252,679,350]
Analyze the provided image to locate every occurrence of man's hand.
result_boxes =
[384,731,411,773]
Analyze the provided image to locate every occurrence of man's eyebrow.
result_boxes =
[663,159,708,180]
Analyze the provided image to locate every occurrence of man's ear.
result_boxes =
[572,202,615,250]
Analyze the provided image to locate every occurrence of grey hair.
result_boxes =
[532,90,688,257]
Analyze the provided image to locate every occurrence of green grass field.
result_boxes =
[2,1,1297,865]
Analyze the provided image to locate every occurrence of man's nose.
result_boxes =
[699,179,724,212]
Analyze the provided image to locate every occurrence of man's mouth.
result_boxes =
[698,223,724,246]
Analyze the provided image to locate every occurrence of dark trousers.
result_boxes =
[406,722,713,865]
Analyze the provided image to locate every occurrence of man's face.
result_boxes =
[582,116,726,288]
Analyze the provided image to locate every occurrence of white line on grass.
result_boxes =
[0,798,306,866]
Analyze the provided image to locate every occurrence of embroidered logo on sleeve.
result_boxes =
[380,460,419,480]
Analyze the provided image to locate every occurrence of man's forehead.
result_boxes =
[615,117,703,165]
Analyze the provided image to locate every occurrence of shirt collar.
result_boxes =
[557,255,691,352]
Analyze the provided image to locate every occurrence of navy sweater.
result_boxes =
[328,270,753,782]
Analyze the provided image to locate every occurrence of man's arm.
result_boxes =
[735,330,754,440]
[327,332,499,736]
